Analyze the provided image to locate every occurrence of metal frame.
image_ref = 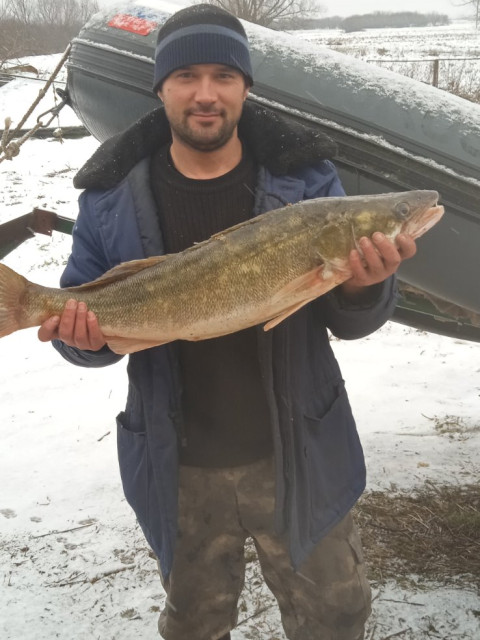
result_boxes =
[0,209,74,260]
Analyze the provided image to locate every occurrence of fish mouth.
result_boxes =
[407,204,444,239]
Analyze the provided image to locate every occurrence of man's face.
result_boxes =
[157,63,250,152]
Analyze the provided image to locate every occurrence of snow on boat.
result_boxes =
[64,0,480,339]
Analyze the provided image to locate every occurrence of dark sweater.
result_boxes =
[150,145,273,467]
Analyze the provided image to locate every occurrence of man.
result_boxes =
[39,4,416,639]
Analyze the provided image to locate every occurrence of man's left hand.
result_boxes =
[340,232,416,298]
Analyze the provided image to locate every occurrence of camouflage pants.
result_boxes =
[158,456,371,640]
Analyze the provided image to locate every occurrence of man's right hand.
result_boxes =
[38,299,107,351]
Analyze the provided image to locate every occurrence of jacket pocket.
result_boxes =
[116,411,149,528]
[303,384,364,529]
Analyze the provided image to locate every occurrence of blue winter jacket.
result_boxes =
[54,104,398,577]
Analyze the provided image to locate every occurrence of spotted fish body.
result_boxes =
[0,191,443,354]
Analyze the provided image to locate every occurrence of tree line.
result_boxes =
[299,12,450,32]
[0,0,98,63]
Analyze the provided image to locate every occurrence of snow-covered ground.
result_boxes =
[1,29,479,640]
[295,20,480,95]
[296,20,480,58]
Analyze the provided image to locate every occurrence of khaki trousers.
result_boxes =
[158,457,371,640]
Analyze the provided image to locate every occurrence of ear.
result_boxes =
[157,90,163,102]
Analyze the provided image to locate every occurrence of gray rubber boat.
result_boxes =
[65,0,480,340]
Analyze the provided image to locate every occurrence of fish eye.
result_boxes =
[395,202,410,217]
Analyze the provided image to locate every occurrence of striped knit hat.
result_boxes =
[153,4,253,92]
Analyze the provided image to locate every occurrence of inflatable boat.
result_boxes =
[64,0,480,340]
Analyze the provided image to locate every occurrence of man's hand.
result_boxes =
[340,232,416,299]
[38,299,107,351]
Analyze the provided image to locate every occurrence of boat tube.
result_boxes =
[65,0,480,339]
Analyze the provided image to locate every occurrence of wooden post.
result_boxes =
[432,58,439,87]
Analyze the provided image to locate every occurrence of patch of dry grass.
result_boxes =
[354,484,480,588]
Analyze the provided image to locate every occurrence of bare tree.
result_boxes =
[36,0,61,25]
[8,0,35,24]
[0,0,99,57]
[37,0,98,27]
[6,0,99,27]
[77,0,99,24]
[454,0,480,28]
[0,0,10,19]
[0,0,39,59]
[207,0,324,28]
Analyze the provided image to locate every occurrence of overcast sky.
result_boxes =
[320,0,468,18]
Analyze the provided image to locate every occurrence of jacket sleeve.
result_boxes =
[52,190,124,368]
[307,160,399,340]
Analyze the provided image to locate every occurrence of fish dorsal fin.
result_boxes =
[66,256,169,293]
[210,216,258,240]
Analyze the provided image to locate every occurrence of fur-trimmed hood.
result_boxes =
[74,102,337,190]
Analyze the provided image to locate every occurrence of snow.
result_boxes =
[0,54,78,130]
[1,34,480,640]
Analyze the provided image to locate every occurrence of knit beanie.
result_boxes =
[153,3,253,92]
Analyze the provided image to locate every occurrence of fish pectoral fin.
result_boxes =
[67,256,169,293]
[270,265,344,303]
[106,335,171,355]
[263,265,349,331]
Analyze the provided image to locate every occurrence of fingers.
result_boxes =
[38,315,61,342]
[38,299,106,351]
[57,299,83,343]
[86,310,107,351]
[348,234,393,287]
[348,232,417,288]
[395,233,417,260]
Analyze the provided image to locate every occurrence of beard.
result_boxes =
[166,106,241,152]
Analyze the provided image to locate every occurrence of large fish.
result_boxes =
[0,191,443,354]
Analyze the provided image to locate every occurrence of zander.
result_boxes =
[0,191,444,354]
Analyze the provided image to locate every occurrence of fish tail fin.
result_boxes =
[0,263,28,338]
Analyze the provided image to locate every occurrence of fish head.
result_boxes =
[342,190,444,244]
[314,190,444,264]
[394,190,444,239]
[350,190,444,242]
